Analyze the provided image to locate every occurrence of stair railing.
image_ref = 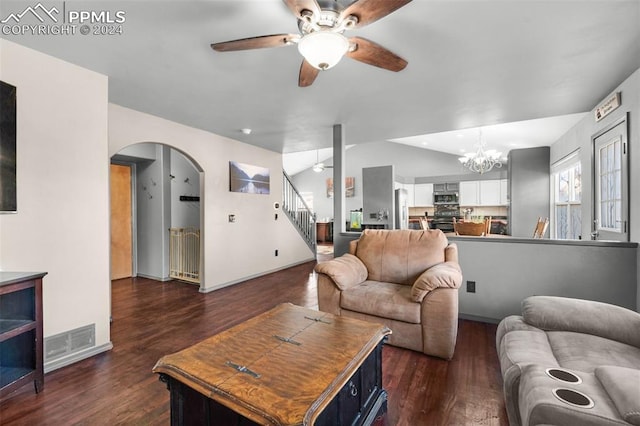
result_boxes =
[282,171,316,254]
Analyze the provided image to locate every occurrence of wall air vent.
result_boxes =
[44,324,95,362]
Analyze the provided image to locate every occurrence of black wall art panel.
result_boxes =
[0,80,17,212]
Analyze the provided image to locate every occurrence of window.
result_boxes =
[552,152,581,239]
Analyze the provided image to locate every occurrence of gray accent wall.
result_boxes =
[508,147,550,237]
[362,165,395,228]
[136,145,172,281]
[453,238,637,320]
[170,149,200,228]
[550,67,640,310]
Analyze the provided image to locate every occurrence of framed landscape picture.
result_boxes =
[229,161,270,194]
[0,80,17,213]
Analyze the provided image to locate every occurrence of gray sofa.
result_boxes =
[496,296,640,426]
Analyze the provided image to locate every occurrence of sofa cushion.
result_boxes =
[340,281,421,324]
[595,366,640,426]
[522,296,640,349]
[547,331,640,373]
[314,254,368,291]
[355,229,448,285]
[410,261,462,302]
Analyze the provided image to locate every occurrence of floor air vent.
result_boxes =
[45,324,95,361]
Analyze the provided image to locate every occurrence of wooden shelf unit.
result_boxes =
[0,272,47,401]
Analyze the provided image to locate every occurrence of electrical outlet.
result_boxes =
[275,249,278,256]
[466,280,476,293]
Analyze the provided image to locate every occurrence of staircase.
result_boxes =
[282,172,316,254]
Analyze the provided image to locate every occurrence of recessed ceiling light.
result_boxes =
[240,128,252,135]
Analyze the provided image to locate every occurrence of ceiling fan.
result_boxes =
[211,0,412,87]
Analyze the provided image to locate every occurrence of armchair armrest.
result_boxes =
[314,254,368,291]
[522,296,640,348]
[411,261,462,303]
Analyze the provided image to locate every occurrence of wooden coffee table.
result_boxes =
[153,303,391,425]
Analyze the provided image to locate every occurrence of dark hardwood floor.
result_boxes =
[0,260,508,425]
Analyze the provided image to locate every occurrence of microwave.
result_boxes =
[433,192,459,204]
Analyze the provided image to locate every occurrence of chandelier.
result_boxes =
[458,129,503,174]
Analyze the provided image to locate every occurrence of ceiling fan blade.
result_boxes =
[211,34,298,52]
[283,0,321,20]
[347,37,407,72]
[340,0,412,28]
[299,59,320,87]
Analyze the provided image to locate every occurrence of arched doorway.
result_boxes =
[110,142,204,286]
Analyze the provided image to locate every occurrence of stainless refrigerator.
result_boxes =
[394,188,409,229]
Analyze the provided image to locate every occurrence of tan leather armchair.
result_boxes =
[315,229,463,360]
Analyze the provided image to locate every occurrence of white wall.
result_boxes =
[0,41,111,357]
[108,104,315,292]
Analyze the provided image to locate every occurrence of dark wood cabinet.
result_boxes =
[316,221,333,243]
[0,272,47,401]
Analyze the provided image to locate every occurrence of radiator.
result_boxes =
[169,227,200,284]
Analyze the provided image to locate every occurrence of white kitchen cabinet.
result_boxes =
[459,181,479,205]
[413,183,433,206]
[479,180,501,206]
[460,179,507,206]
[404,183,415,207]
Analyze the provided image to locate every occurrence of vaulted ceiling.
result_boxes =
[2,0,639,156]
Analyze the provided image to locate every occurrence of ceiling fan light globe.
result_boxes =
[298,31,349,70]
[312,162,325,172]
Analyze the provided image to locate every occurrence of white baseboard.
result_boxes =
[136,273,172,282]
[199,258,315,293]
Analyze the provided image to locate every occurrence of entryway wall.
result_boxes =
[108,103,316,292]
[111,143,203,282]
